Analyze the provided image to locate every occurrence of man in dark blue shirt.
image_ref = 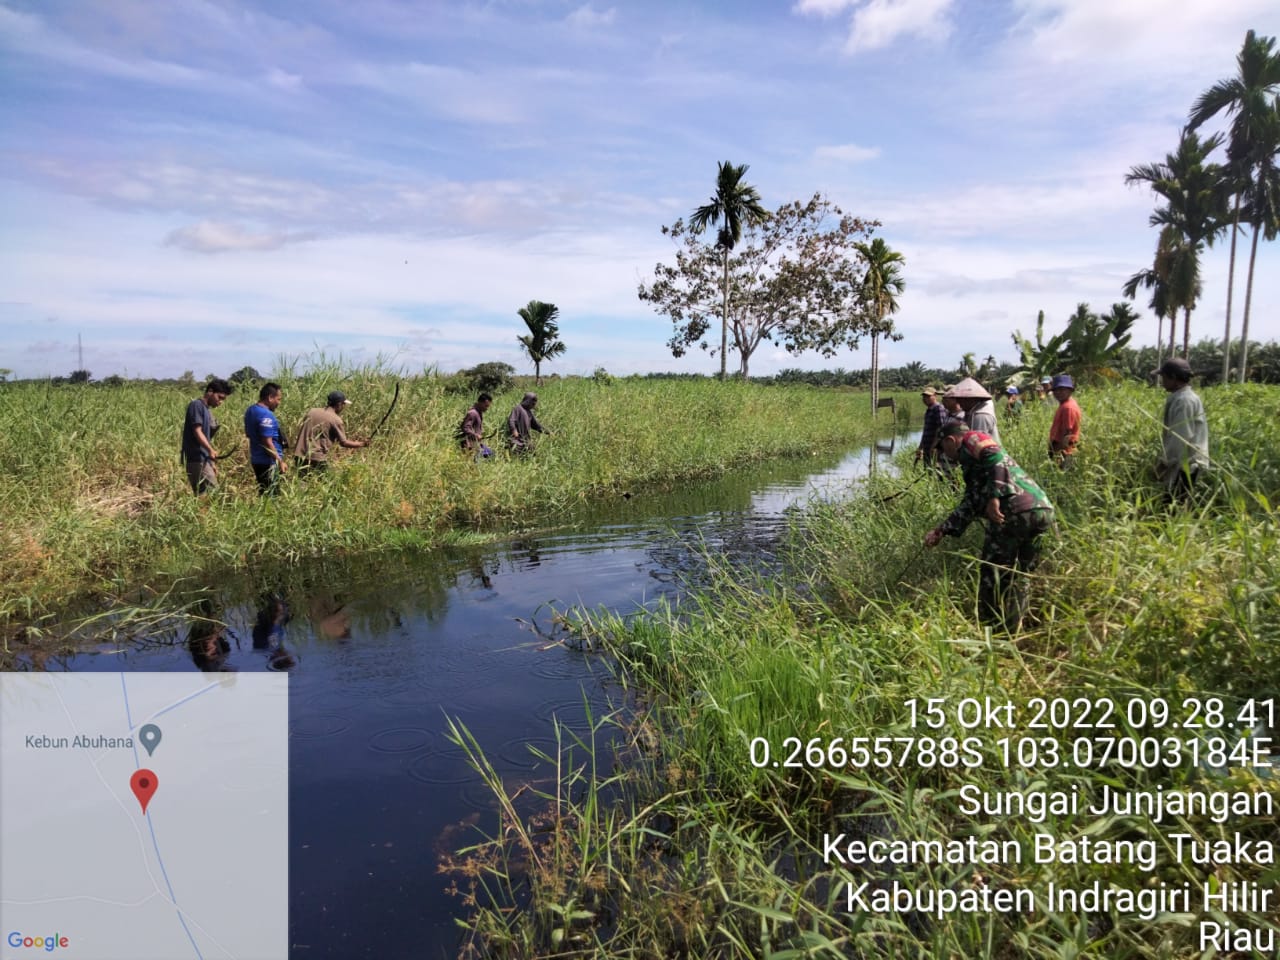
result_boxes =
[182,378,232,495]
[913,386,946,470]
[244,382,287,495]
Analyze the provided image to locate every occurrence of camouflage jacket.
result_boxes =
[940,432,1054,537]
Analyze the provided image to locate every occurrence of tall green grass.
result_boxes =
[0,367,878,628]
[447,381,1280,958]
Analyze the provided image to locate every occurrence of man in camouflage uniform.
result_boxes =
[924,423,1055,631]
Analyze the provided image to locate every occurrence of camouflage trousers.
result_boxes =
[978,507,1054,631]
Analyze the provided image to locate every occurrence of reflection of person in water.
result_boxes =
[308,593,352,641]
[512,540,542,569]
[466,557,496,590]
[188,601,233,671]
[252,592,297,670]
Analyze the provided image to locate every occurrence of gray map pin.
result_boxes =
[139,723,163,757]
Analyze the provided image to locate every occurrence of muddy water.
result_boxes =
[18,431,916,957]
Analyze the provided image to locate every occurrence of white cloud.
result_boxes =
[794,0,956,53]
[846,0,954,52]
[164,221,317,253]
[814,143,881,163]
[1010,0,1277,72]
[0,5,210,88]
[20,156,663,237]
[265,67,304,92]
[566,5,618,29]
[792,0,859,16]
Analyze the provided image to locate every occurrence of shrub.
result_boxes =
[459,362,515,395]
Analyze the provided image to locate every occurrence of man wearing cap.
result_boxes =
[1048,374,1081,469]
[506,392,547,455]
[292,390,367,473]
[925,423,1055,632]
[1155,358,1208,501]
[1038,376,1053,406]
[1004,386,1023,419]
[181,377,233,495]
[914,387,946,469]
[949,377,1000,444]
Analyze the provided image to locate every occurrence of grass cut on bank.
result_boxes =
[446,382,1280,959]
[0,368,876,639]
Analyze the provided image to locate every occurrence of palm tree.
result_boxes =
[1187,29,1280,382]
[901,360,927,388]
[1125,131,1226,357]
[1124,225,1181,364]
[516,300,566,385]
[1065,302,1136,383]
[689,161,768,380]
[1236,99,1280,380]
[853,238,905,415]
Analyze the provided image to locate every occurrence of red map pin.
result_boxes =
[130,769,159,815]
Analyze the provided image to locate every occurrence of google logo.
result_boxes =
[6,931,70,950]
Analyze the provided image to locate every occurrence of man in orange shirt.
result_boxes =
[1047,374,1081,469]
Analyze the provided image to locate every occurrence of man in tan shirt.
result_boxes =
[293,390,367,472]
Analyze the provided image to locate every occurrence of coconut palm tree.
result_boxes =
[516,300,566,385]
[1125,130,1226,357]
[1187,29,1280,381]
[853,238,905,415]
[689,161,769,381]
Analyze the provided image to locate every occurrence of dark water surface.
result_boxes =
[19,431,915,958]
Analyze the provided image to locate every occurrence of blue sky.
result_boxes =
[2,0,1277,380]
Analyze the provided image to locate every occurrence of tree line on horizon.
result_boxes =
[23,330,1280,392]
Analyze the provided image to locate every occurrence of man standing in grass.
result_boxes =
[293,390,367,473]
[948,378,1000,444]
[1048,374,1081,469]
[1004,386,1023,419]
[1155,357,1209,502]
[181,378,232,495]
[913,386,945,470]
[457,392,493,458]
[245,382,288,495]
[506,392,547,456]
[1038,376,1053,405]
[924,423,1055,632]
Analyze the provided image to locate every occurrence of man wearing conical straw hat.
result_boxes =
[945,378,999,444]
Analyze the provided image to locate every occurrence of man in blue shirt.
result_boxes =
[913,386,946,471]
[244,382,287,495]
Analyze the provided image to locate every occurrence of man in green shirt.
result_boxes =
[925,423,1055,632]
[1155,358,1209,502]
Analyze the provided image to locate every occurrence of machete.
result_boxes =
[366,382,400,442]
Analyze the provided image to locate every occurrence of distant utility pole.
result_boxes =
[78,333,84,371]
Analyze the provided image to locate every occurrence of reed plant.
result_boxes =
[0,366,873,632]
[448,381,1280,958]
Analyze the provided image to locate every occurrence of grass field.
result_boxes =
[0,370,882,632]
[448,381,1280,959]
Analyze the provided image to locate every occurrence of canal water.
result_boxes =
[15,430,915,958]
